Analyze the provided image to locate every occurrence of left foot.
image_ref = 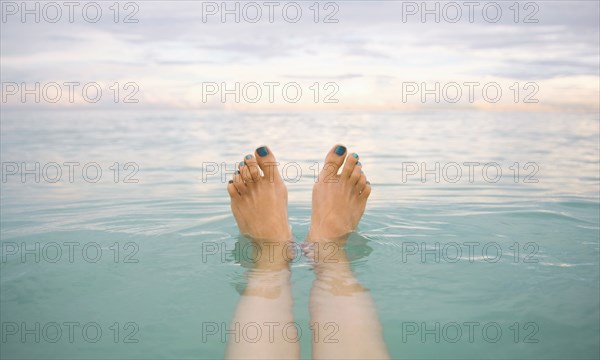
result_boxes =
[227,146,292,242]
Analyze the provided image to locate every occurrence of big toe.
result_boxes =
[254,145,281,183]
[320,144,347,180]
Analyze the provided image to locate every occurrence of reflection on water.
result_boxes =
[225,243,299,360]
[226,235,387,359]
[305,237,389,360]
[1,110,598,359]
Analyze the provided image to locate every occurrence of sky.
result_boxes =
[1,0,599,111]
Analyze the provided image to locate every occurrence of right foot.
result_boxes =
[307,145,371,241]
[227,146,292,242]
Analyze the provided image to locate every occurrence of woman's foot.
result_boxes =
[227,146,292,243]
[307,144,371,241]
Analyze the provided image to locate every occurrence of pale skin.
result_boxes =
[225,145,389,360]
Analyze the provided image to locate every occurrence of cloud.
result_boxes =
[1,0,598,111]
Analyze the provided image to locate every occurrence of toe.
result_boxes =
[349,165,362,184]
[242,154,261,183]
[321,144,347,180]
[232,173,247,195]
[254,145,280,183]
[356,172,367,194]
[360,181,372,198]
[237,161,250,183]
[227,180,240,197]
[341,153,360,178]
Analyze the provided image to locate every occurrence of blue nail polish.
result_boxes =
[353,153,359,159]
[239,161,244,167]
[334,146,346,156]
[367,181,370,185]
[357,161,362,166]
[360,170,364,174]
[256,146,268,157]
[245,154,252,160]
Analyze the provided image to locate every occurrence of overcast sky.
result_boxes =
[1,0,598,111]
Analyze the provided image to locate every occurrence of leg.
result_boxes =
[307,145,389,359]
[225,146,299,360]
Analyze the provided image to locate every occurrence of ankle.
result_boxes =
[248,238,296,270]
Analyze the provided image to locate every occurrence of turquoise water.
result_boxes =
[1,110,599,359]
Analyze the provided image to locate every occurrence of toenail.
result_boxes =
[239,161,244,167]
[353,153,359,159]
[245,154,252,160]
[334,145,346,156]
[228,180,233,184]
[256,146,269,157]
[357,161,362,166]
[367,181,370,185]
[360,170,364,174]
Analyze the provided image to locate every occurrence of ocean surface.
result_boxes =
[1,110,599,359]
